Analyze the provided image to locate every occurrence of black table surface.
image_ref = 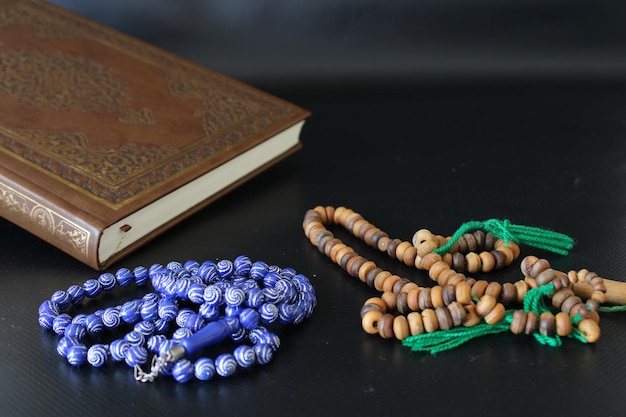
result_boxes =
[2,79,626,417]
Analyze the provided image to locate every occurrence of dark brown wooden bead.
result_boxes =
[366,267,383,288]
[569,303,589,320]
[501,283,517,306]
[392,278,411,294]
[463,233,478,252]
[520,255,539,277]
[396,292,410,315]
[369,230,388,250]
[529,258,551,278]
[448,301,466,326]
[473,230,486,250]
[510,310,527,334]
[552,288,574,308]
[484,232,496,251]
[418,287,433,310]
[378,313,395,339]
[452,252,465,272]
[386,239,402,259]
[346,255,367,278]
[535,268,557,286]
[491,249,507,270]
[360,303,384,318]
[435,306,454,330]
[561,295,583,315]
[539,312,555,336]
[524,311,539,335]
[339,250,357,270]
[442,285,456,305]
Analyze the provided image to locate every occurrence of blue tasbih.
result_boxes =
[37,256,317,383]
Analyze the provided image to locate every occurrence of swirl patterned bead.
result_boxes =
[124,346,148,367]
[52,313,72,335]
[203,285,223,305]
[67,344,88,366]
[216,259,235,279]
[225,287,246,306]
[83,279,102,298]
[234,345,256,368]
[101,307,121,328]
[172,359,194,383]
[85,314,105,334]
[110,339,130,362]
[215,353,237,377]
[253,343,274,365]
[50,290,71,310]
[87,344,109,367]
[66,284,85,305]
[194,357,216,381]
[98,273,116,291]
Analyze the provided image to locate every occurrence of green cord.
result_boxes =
[432,219,575,256]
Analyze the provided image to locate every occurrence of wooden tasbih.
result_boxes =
[303,206,626,353]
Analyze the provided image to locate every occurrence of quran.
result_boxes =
[0,0,309,269]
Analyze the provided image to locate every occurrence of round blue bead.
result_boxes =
[215,353,237,377]
[254,343,274,365]
[278,303,294,325]
[225,287,245,306]
[233,255,252,276]
[97,273,116,291]
[263,272,280,288]
[187,283,206,304]
[102,307,121,328]
[71,314,87,326]
[140,300,158,321]
[172,327,194,341]
[194,357,216,381]
[249,261,269,280]
[175,278,192,299]
[176,308,194,328]
[153,318,170,334]
[225,305,241,318]
[124,331,145,346]
[216,259,234,279]
[134,321,155,336]
[239,308,260,330]
[230,326,247,343]
[157,298,178,320]
[268,265,281,274]
[166,261,183,271]
[203,285,223,305]
[50,290,71,310]
[183,259,200,272]
[198,261,218,283]
[147,335,166,353]
[184,314,205,332]
[116,267,134,287]
[245,287,265,308]
[66,285,85,305]
[83,279,102,298]
[52,313,72,335]
[64,323,86,340]
[199,302,219,321]
[148,263,165,276]
[133,265,149,286]
[280,267,296,279]
[87,344,109,367]
[38,301,59,329]
[233,345,256,368]
[67,344,88,366]
[120,300,141,324]
[124,345,148,367]
[172,359,194,383]
[262,287,280,304]
[84,314,104,334]
[259,303,278,324]
[110,339,130,362]
[57,336,79,357]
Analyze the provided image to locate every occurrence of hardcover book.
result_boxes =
[0,0,310,269]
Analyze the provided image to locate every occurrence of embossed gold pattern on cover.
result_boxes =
[0,181,89,257]
[0,1,292,209]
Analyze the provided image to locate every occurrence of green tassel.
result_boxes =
[433,219,575,256]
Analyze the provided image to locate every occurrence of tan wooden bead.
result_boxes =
[448,301,466,326]
[382,275,402,293]
[535,268,557,287]
[442,252,453,268]
[312,205,327,222]
[436,235,448,247]
[529,258,551,278]
[429,261,451,282]
[363,297,387,313]
[507,241,521,260]
[329,243,348,264]
[412,229,435,247]
[437,268,457,286]
[357,260,377,283]
[479,251,496,273]
[401,282,419,293]
[416,240,439,257]
[555,312,572,336]
[447,273,467,286]
[393,315,410,340]
[325,206,335,225]
[402,246,418,267]
[361,310,383,334]
[591,290,607,304]
[510,310,527,334]
[422,309,439,333]
[395,241,413,262]
[419,252,442,270]
[496,245,515,266]
[485,281,502,300]
[578,319,601,343]
[373,271,392,292]
[430,285,444,308]
[407,288,421,311]
[475,294,497,316]
[333,246,354,266]
[465,252,482,274]
[514,280,528,304]
[351,218,368,237]
[471,280,489,298]
[463,304,481,327]
[381,291,397,310]
[407,312,425,336]
[567,270,579,284]
[455,281,472,305]
[332,206,346,224]
[484,302,505,324]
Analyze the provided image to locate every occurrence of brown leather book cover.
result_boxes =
[0,0,310,270]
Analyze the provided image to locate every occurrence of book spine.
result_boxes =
[0,167,103,269]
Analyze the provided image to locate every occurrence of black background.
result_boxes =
[1,1,626,416]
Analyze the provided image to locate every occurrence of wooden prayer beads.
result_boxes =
[304,205,617,348]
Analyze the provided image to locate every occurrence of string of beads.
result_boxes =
[38,256,316,383]
[303,206,607,351]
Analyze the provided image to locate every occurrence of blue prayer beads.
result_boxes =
[38,257,316,383]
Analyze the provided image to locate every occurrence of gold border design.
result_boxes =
[0,180,89,257]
